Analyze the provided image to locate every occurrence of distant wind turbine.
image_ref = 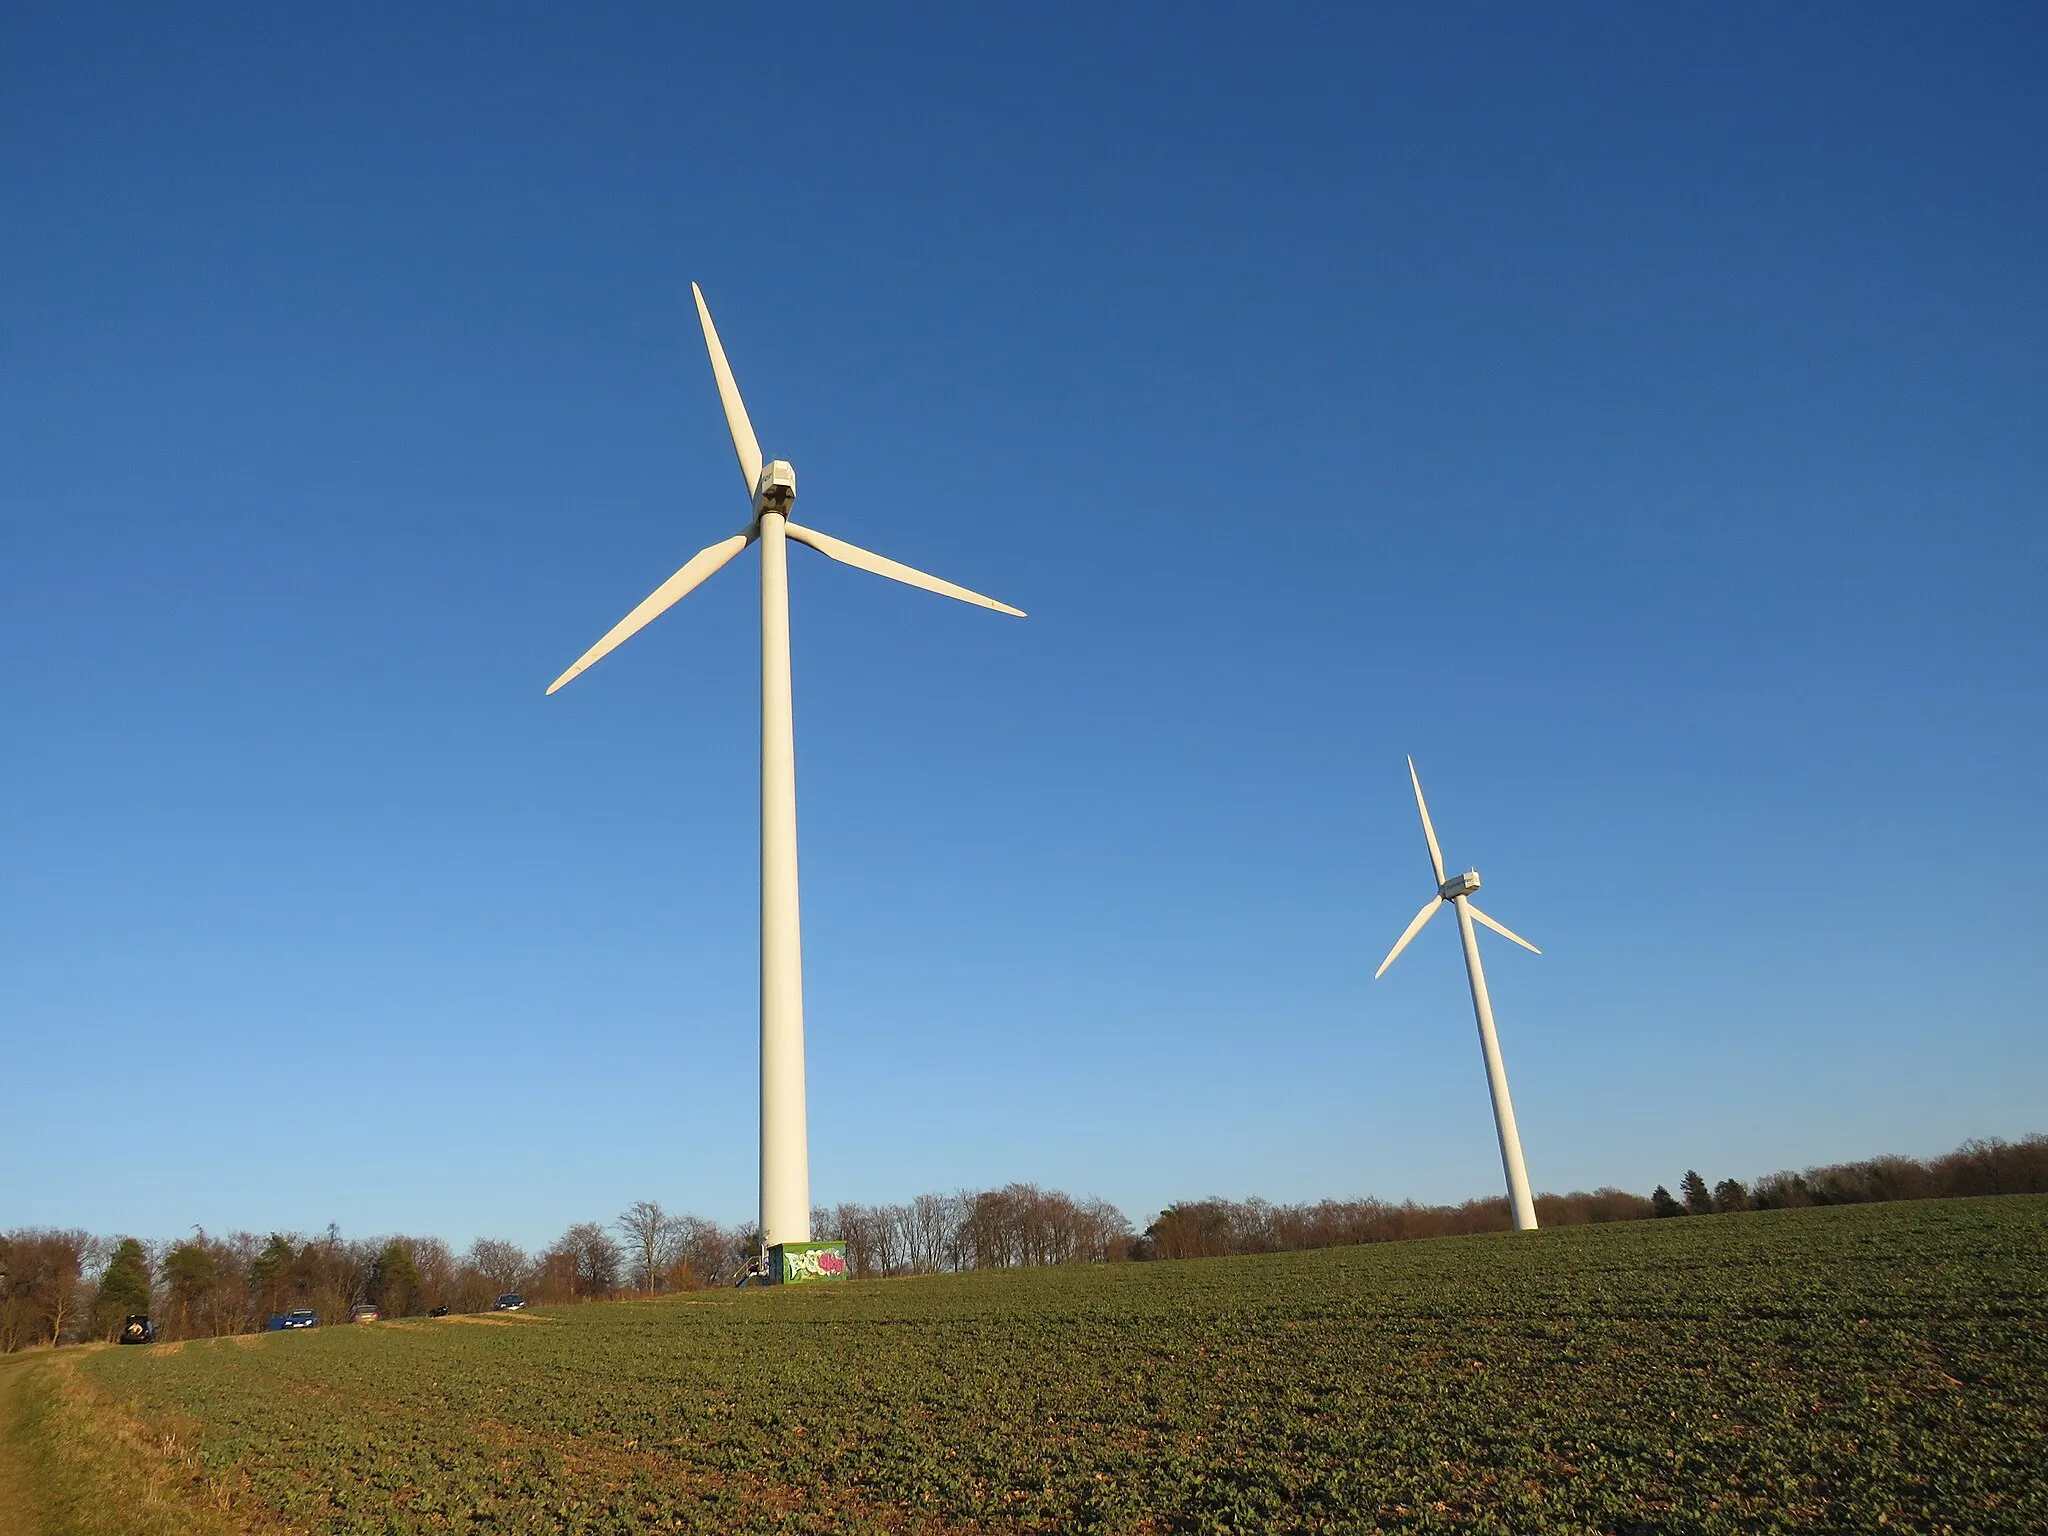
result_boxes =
[1374,757,1543,1231]
[548,283,1026,1262]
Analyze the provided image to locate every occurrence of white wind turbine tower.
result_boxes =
[1374,757,1544,1231]
[548,283,1025,1261]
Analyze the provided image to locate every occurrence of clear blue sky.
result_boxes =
[4,5,2043,1251]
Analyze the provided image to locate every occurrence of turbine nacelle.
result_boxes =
[1439,869,1481,900]
[754,460,797,517]
[1373,763,1540,981]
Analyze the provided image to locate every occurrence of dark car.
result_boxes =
[427,1304,450,1317]
[265,1308,319,1330]
[118,1314,156,1345]
[492,1293,526,1311]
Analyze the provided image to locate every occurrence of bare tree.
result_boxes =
[551,1222,621,1298]
[1075,1197,1134,1262]
[2,1231,89,1346]
[908,1192,958,1274]
[668,1216,743,1289]
[402,1237,459,1310]
[616,1201,680,1292]
[467,1239,529,1296]
[871,1204,910,1277]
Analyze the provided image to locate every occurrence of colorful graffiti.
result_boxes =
[773,1242,850,1284]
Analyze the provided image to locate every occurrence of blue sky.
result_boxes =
[4,5,2043,1250]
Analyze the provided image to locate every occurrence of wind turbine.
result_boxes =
[547,283,1025,1263]
[1374,758,1543,1231]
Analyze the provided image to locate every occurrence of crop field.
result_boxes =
[61,1196,2048,1533]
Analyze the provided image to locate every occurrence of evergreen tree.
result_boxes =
[1650,1184,1685,1218]
[163,1237,223,1336]
[248,1233,297,1316]
[1681,1170,1714,1215]
[1713,1178,1750,1213]
[373,1241,422,1315]
[93,1238,152,1337]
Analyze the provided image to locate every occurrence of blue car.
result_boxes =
[265,1308,318,1330]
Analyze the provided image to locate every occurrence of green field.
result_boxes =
[41,1197,2048,1532]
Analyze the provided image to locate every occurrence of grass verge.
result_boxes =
[0,1350,251,1536]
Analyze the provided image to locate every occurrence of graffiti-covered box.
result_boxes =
[771,1241,849,1284]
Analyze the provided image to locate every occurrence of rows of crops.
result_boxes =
[79,1196,2048,1532]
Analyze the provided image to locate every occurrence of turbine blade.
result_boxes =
[1408,756,1447,886]
[692,283,764,498]
[784,522,1025,617]
[1467,904,1542,955]
[1374,897,1442,979]
[546,532,752,694]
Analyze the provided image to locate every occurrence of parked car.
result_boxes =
[492,1293,526,1311]
[265,1308,318,1330]
[427,1304,450,1317]
[349,1303,382,1323]
[118,1314,156,1345]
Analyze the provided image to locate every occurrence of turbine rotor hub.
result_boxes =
[754,459,797,516]
[1439,869,1481,899]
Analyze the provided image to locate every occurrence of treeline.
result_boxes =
[1651,1134,2048,1217]
[7,1135,2042,1351]
[1146,1134,2048,1261]
[816,1185,1133,1276]
[0,1183,1132,1351]
[0,1215,762,1353]
[1141,1187,1655,1260]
